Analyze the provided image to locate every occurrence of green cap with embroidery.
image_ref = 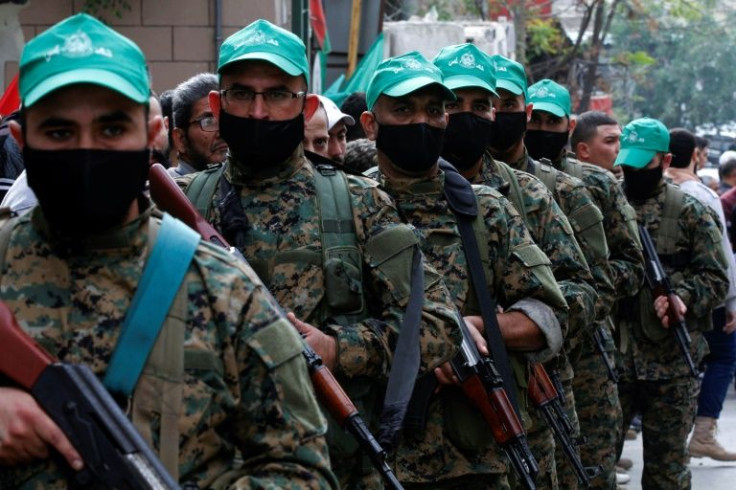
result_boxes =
[366,51,455,110]
[489,54,527,99]
[218,19,310,84]
[528,79,571,117]
[19,13,149,108]
[615,117,670,169]
[432,43,497,96]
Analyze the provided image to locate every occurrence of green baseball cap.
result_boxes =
[19,13,149,108]
[366,51,455,110]
[432,43,497,96]
[218,19,309,84]
[528,79,571,117]
[490,54,527,99]
[614,117,670,169]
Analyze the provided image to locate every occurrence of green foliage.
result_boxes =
[607,1,736,128]
[527,18,566,57]
[82,0,131,21]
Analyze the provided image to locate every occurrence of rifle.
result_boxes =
[0,302,181,490]
[528,363,600,487]
[402,313,538,489]
[638,225,698,377]
[452,316,538,489]
[148,163,403,490]
[592,326,618,383]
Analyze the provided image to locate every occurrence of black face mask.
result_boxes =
[441,112,493,171]
[218,108,304,168]
[488,111,527,153]
[524,129,569,162]
[376,122,445,174]
[622,164,663,201]
[23,147,149,236]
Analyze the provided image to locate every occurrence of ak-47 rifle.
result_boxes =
[638,225,698,377]
[451,318,539,490]
[0,302,181,490]
[148,163,403,490]
[528,363,600,487]
[406,313,539,490]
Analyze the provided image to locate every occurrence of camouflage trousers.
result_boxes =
[404,473,509,489]
[512,406,559,490]
[332,451,382,490]
[569,335,622,489]
[616,376,699,490]
[553,375,582,490]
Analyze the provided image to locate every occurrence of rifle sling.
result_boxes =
[440,160,523,419]
[378,244,424,450]
[104,213,200,398]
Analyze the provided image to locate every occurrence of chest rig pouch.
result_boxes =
[533,158,608,263]
[635,184,705,343]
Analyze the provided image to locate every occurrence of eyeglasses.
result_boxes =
[220,88,307,109]
[187,115,218,132]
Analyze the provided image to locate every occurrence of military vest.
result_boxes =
[631,184,708,342]
[0,214,207,482]
[184,161,387,478]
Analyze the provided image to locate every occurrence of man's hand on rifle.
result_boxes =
[654,294,687,328]
[287,312,338,371]
[434,316,488,386]
[0,387,82,470]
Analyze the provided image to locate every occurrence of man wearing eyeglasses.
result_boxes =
[175,19,461,489]
[169,73,228,177]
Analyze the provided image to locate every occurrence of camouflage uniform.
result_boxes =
[615,179,729,489]
[554,154,644,489]
[0,203,337,490]
[474,154,599,489]
[178,147,461,488]
[379,168,569,489]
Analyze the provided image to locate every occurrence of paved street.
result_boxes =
[620,382,736,489]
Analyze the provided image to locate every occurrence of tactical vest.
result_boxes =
[184,162,367,325]
[184,161,387,478]
[529,158,608,262]
[0,214,205,482]
[632,184,708,343]
[561,158,641,249]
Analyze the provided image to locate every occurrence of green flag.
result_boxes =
[325,32,385,106]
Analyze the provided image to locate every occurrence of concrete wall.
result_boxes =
[383,20,515,61]
[4,0,288,94]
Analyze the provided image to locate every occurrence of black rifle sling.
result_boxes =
[378,244,425,450]
[439,160,522,418]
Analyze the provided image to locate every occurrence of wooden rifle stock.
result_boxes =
[0,302,181,489]
[528,363,597,487]
[148,164,404,490]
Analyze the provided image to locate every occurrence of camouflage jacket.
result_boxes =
[0,203,337,489]
[619,179,729,380]
[176,147,460,382]
[475,154,598,358]
[380,168,568,483]
[557,155,645,305]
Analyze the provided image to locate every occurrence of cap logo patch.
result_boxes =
[404,58,423,70]
[533,86,554,98]
[627,130,644,143]
[45,31,112,62]
[234,29,280,48]
[449,53,484,72]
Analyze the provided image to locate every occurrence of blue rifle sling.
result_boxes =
[104,213,200,397]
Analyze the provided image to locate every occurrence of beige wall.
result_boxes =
[6,0,287,94]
